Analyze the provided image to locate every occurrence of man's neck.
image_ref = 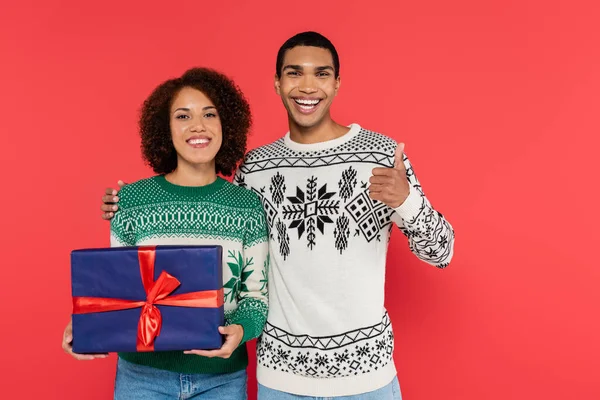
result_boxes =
[289,117,350,145]
[165,161,217,187]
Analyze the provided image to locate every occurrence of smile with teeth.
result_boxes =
[293,98,321,111]
[187,138,210,145]
[186,136,211,148]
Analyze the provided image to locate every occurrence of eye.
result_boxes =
[317,72,330,77]
[175,114,189,119]
[204,112,217,118]
[287,71,300,76]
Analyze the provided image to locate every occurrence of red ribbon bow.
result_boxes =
[73,246,223,351]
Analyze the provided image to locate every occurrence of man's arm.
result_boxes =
[370,143,455,268]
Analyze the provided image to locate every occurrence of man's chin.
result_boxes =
[289,113,323,129]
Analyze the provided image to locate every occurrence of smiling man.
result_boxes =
[102,32,455,399]
[233,31,454,400]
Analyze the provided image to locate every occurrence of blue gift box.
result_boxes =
[71,245,224,354]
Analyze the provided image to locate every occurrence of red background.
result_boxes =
[1,1,599,399]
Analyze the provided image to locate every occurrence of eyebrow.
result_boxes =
[283,65,334,72]
[173,106,217,112]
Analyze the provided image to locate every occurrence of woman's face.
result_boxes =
[170,87,223,170]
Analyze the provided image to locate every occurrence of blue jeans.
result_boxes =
[114,357,248,400]
[257,376,402,400]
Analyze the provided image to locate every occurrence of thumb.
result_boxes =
[218,325,235,335]
[118,180,126,188]
[394,143,405,170]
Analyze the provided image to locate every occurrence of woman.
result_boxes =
[62,67,269,400]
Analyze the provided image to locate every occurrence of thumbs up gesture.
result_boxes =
[368,143,410,208]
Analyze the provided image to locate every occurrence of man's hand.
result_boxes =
[62,319,108,361]
[101,180,126,220]
[184,325,244,359]
[369,143,410,208]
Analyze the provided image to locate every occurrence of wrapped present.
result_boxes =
[71,245,224,353]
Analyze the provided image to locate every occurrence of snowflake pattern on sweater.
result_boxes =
[234,124,454,396]
[236,125,454,265]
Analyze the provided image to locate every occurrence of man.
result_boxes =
[102,32,454,399]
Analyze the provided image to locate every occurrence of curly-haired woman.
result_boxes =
[62,67,269,400]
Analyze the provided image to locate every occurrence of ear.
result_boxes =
[335,75,341,96]
[274,74,281,95]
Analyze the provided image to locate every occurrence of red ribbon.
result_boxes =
[73,246,224,351]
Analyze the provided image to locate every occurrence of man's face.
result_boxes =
[275,46,340,129]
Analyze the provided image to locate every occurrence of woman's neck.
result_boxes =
[165,161,217,187]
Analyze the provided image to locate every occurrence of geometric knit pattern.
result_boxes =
[225,298,269,341]
[234,124,455,396]
[262,312,392,350]
[112,204,264,246]
[257,313,394,378]
[110,176,269,375]
[111,179,267,249]
[239,130,397,174]
[345,189,393,242]
[235,126,454,263]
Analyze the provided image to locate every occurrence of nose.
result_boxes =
[298,75,317,94]
[190,117,206,132]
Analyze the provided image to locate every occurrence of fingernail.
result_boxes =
[113,197,118,202]
[112,190,117,195]
[112,206,117,211]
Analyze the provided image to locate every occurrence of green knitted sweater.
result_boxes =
[110,175,269,374]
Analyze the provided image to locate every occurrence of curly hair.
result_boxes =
[139,67,252,176]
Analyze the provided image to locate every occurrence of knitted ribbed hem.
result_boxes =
[257,361,397,397]
[393,185,423,220]
[154,175,226,197]
[232,318,258,346]
[118,344,248,374]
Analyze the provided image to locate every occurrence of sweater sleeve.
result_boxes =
[228,195,269,345]
[390,152,455,268]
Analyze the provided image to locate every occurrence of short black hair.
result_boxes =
[276,31,340,78]
[139,67,251,176]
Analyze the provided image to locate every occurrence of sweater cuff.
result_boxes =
[393,185,423,220]
[232,318,259,347]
